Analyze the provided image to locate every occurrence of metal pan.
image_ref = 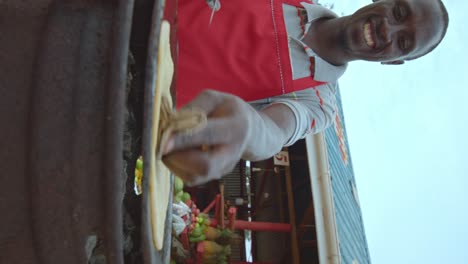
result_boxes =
[0,1,134,263]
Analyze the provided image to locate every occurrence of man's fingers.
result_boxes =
[162,156,206,184]
[163,145,238,185]
[164,118,240,154]
[181,90,225,114]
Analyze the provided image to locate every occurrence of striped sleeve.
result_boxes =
[249,82,338,146]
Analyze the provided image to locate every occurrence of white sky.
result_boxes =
[326,1,468,263]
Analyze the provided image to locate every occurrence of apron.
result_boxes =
[176,0,325,108]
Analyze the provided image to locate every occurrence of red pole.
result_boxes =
[228,207,237,231]
[232,220,291,232]
[207,218,291,232]
[214,194,221,221]
[220,184,225,229]
[196,242,204,264]
[208,218,218,227]
[202,197,217,214]
[180,229,190,250]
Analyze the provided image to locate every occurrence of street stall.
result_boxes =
[0,1,371,263]
[140,1,371,263]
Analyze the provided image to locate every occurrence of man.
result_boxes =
[163,0,449,185]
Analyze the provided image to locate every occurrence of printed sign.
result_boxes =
[273,151,290,166]
[334,113,349,165]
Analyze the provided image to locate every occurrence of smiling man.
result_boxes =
[163,0,449,185]
[314,0,447,64]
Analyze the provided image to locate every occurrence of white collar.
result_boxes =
[301,2,339,22]
[301,2,347,82]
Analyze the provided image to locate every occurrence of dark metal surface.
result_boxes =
[0,0,134,263]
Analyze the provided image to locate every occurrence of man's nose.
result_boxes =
[380,18,407,44]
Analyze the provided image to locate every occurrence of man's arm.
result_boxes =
[162,90,297,185]
[242,103,296,161]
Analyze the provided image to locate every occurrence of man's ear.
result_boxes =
[381,60,405,65]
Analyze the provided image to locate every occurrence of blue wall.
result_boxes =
[324,88,372,264]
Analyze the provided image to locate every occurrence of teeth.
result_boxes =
[364,22,375,48]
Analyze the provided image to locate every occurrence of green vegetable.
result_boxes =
[174,190,183,203]
[199,213,209,220]
[220,229,232,237]
[189,234,206,243]
[182,192,191,202]
[191,226,203,237]
[136,157,143,170]
[197,216,204,224]
[201,224,207,232]
[217,254,228,264]
[223,245,232,255]
[174,176,184,192]
[202,217,210,226]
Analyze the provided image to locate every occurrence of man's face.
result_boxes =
[342,0,444,62]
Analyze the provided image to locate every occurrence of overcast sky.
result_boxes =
[326,0,468,263]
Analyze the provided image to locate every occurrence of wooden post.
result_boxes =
[275,170,285,223]
[214,194,221,223]
[219,182,225,228]
[284,150,300,264]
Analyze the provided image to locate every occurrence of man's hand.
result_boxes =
[162,90,296,185]
[162,90,252,185]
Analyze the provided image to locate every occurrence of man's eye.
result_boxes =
[398,36,409,50]
[393,5,406,21]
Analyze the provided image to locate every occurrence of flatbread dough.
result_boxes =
[149,20,207,251]
[149,20,173,251]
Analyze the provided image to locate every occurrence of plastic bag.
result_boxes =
[172,214,187,235]
[172,201,191,218]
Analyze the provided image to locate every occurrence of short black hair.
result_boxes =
[407,0,449,60]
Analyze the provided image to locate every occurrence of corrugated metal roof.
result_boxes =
[324,88,372,264]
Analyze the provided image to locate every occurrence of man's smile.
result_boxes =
[363,20,376,49]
